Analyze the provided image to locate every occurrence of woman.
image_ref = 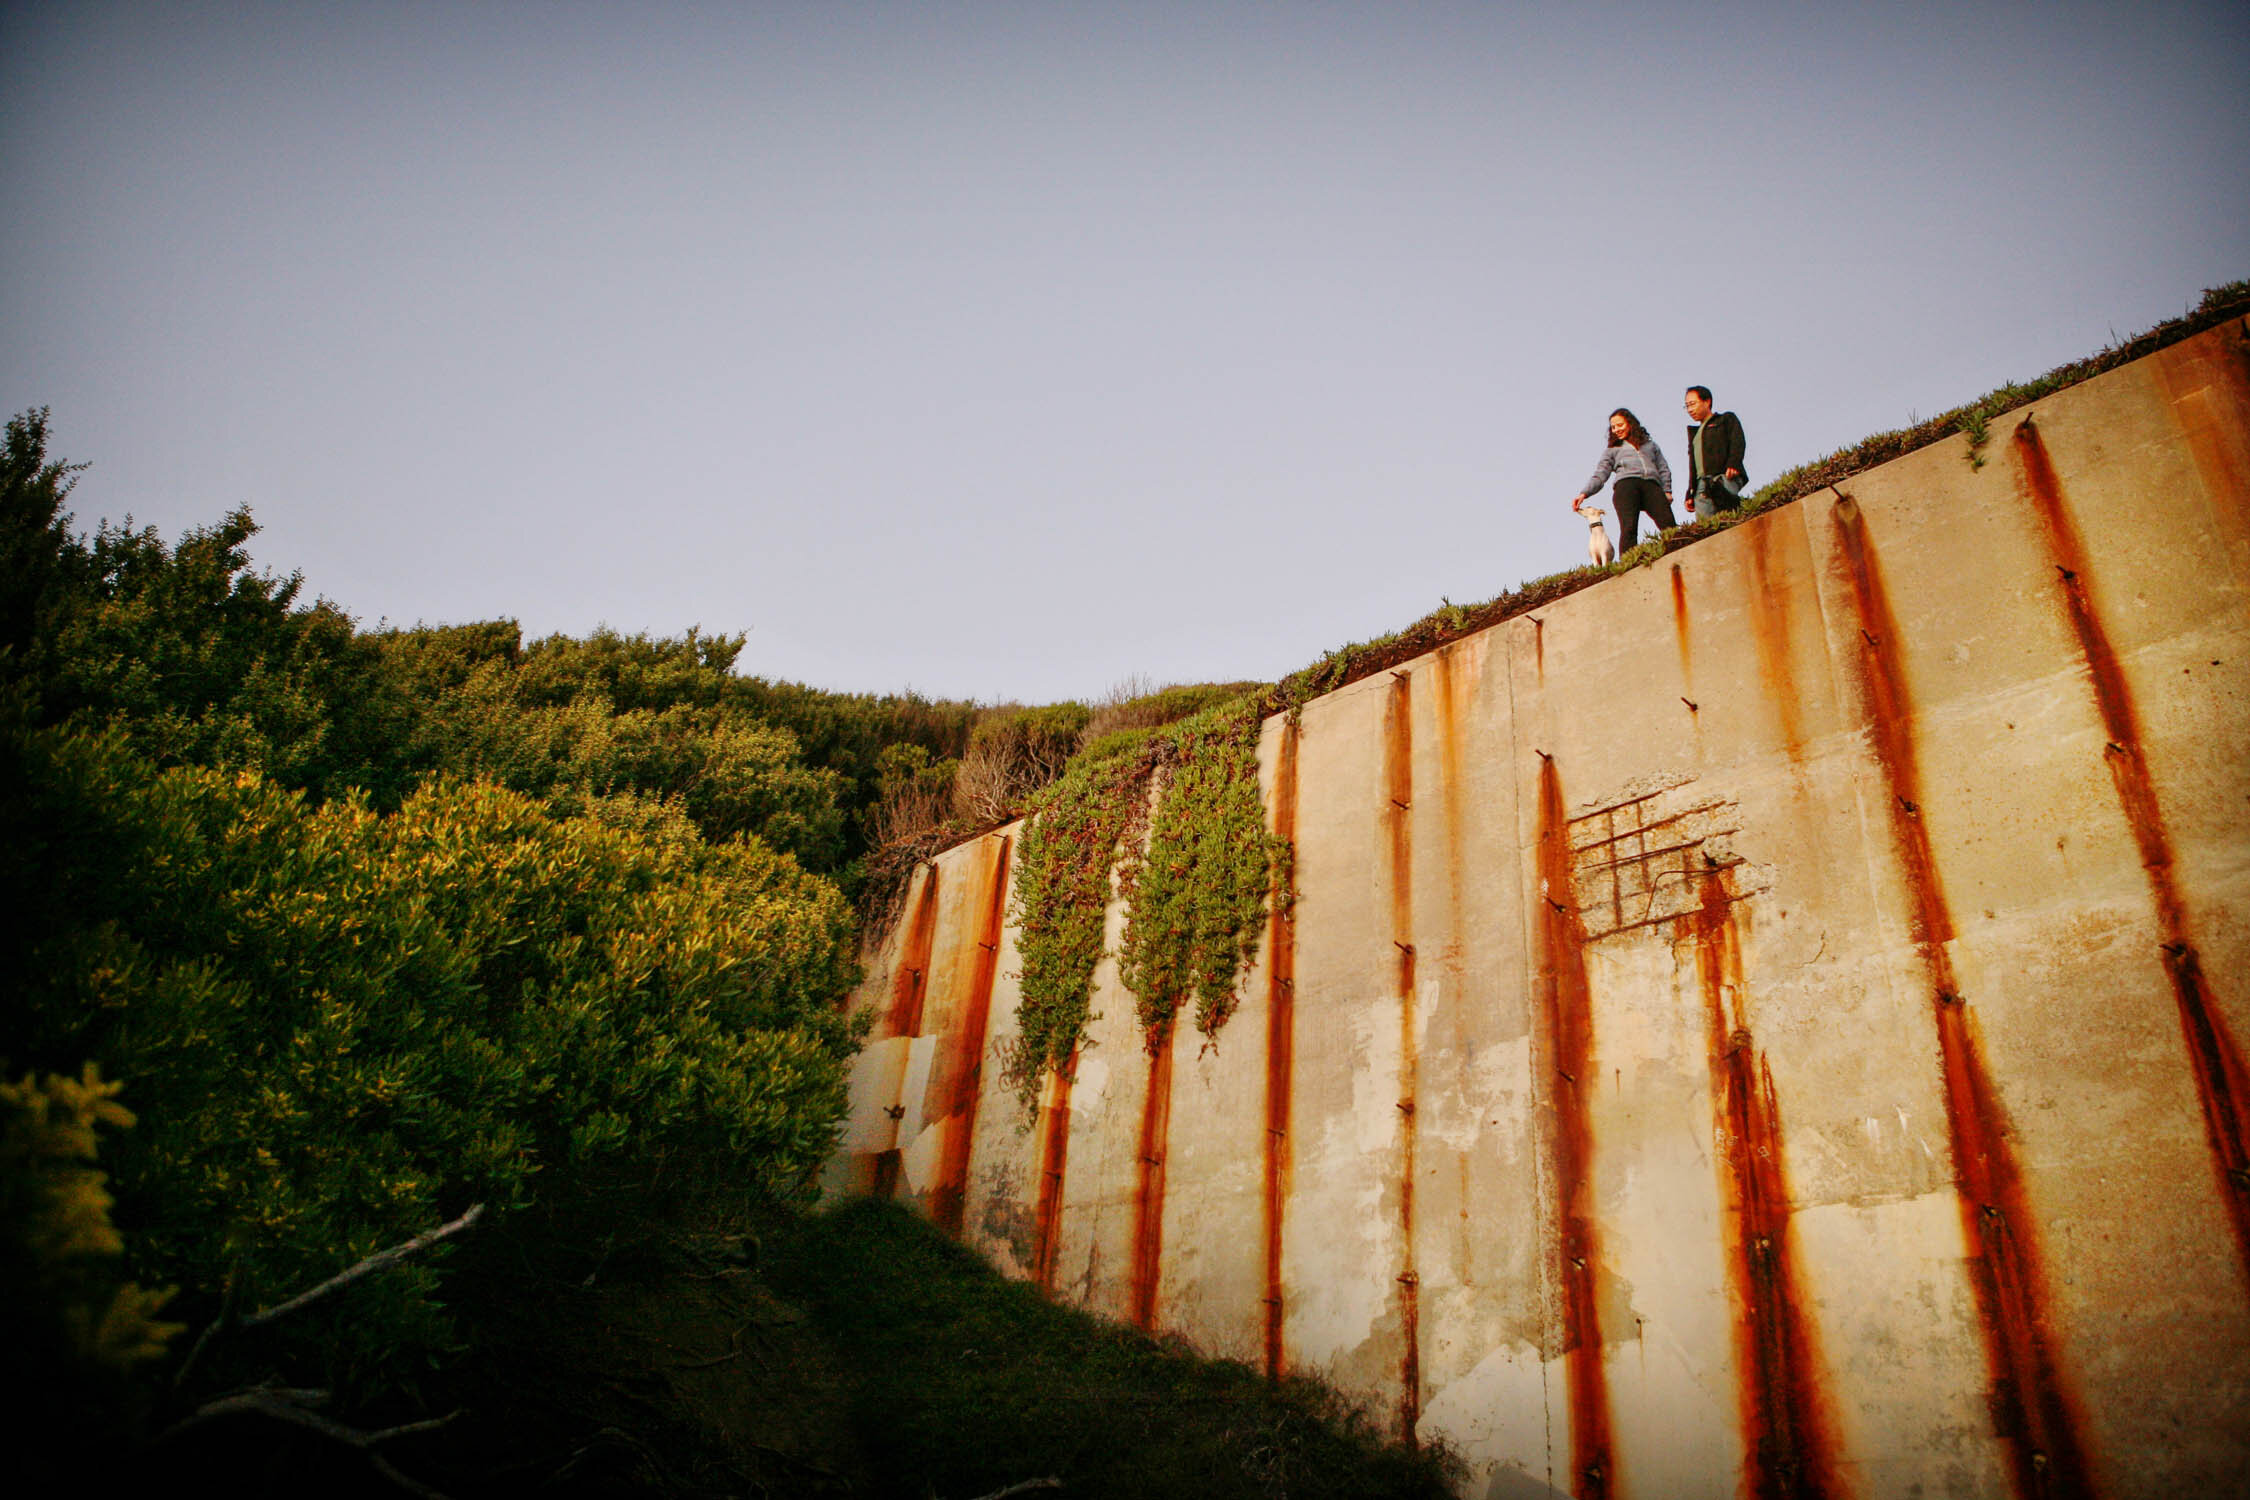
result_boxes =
[1570,408,1675,551]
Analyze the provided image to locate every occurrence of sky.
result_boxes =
[3,1,2245,704]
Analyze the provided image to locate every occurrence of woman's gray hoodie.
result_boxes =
[1580,438,1672,501]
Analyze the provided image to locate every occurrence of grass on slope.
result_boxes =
[766,1200,1459,1500]
[135,1197,1456,1499]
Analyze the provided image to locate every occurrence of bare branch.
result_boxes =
[369,1409,465,1444]
[171,1255,245,1389]
[154,1390,461,1499]
[670,1323,746,1370]
[207,1384,331,1408]
[965,1480,1063,1500]
[242,1203,486,1331]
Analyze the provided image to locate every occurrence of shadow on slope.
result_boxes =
[766,1199,1460,1500]
[137,1196,1456,1499]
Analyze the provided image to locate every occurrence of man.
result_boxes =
[1682,387,1747,518]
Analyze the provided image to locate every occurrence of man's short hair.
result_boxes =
[1686,385,1713,403]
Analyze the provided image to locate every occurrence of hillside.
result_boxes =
[4,277,2243,1496]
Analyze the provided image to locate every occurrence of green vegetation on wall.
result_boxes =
[1001,750,1154,1103]
[1003,692,1291,1107]
[1117,699,1291,1040]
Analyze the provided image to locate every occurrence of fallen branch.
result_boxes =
[156,1205,490,1495]
[175,1204,488,1390]
[670,1324,745,1370]
[153,1388,462,1499]
[170,1257,245,1389]
[244,1203,488,1330]
[965,1479,1063,1500]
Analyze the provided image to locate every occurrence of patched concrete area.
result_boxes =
[828,317,2250,1498]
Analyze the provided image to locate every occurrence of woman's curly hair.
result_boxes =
[1606,408,1650,449]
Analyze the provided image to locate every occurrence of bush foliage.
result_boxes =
[0,409,879,1403]
[6,716,864,1385]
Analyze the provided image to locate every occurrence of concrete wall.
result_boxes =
[823,317,2250,1499]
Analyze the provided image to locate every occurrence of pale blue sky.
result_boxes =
[4,1,2244,701]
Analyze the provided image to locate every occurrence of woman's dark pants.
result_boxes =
[1612,477,1675,549]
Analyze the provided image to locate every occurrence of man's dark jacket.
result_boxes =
[1685,411,1747,500]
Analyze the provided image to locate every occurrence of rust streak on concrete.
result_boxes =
[1428,644,1475,1302]
[1262,720,1302,1377]
[1031,1049,1076,1294]
[1671,563,1693,681]
[874,864,945,1203]
[2151,315,2250,580]
[2014,419,2250,1277]
[1130,1018,1177,1330]
[1430,646,1469,926]
[886,864,943,1039]
[1429,661,1474,980]
[1831,497,2097,1500]
[1682,873,1846,1500]
[1384,672,1422,1444]
[932,836,1013,1237]
[1534,756,1616,1500]
[1744,512,1809,761]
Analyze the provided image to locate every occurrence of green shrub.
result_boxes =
[5,721,862,1389]
[1,1062,183,1373]
[379,636,851,869]
[725,674,984,859]
[22,495,422,806]
[952,701,1092,822]
[1078,724,1158,764]
[1078,680,1259,748]
[1,1061,184,1486]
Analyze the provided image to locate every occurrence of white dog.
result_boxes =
[1580,503,1616,566]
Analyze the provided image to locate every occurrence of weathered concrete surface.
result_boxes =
[826,317,2250,1498]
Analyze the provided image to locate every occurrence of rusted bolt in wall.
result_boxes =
[1831,497,2098,1500]
[1743,512,1809,761]
[2015,418,2250,1278]
[1130,1017,1177,1331]
[931,836,1013,1238]
[1031,1047,1076,1295]
[1262,719,1302,1378]
[1681,872,1845,1500]
[1534,756,1618,1500]
[1385,671,1422,1445]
